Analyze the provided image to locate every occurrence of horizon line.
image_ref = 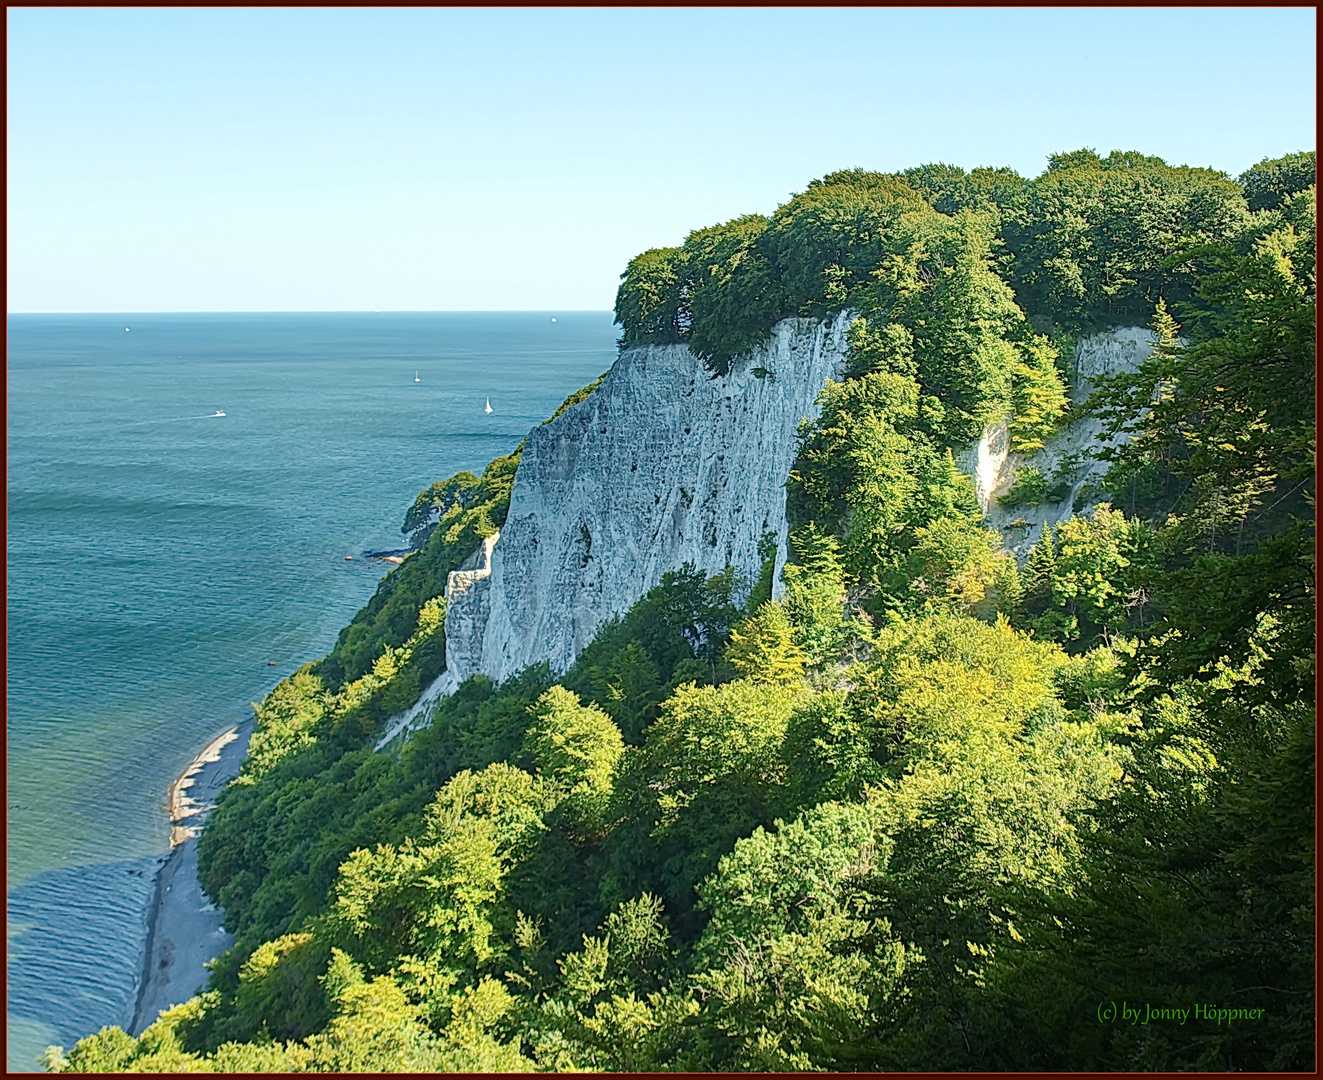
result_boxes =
[7,309,617,316]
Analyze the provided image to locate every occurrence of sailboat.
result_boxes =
[415,371,420,383]
[485,397,493,414]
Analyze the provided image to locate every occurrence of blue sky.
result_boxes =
[7,7,1316,313]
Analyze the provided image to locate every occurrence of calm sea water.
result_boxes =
[6,311,618,1070]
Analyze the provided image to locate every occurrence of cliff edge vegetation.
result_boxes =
[48,150,1314,1073]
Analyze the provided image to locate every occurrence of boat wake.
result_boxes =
[123,412,227,426]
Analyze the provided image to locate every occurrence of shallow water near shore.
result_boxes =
[6,311,617,1070]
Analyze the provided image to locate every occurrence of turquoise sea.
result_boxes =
[6,311,618,1070]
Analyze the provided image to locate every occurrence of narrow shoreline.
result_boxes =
[131,853,172,1033]
[131,720,253,1035]
[167,726,240,847]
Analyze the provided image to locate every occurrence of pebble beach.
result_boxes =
[131,721,253,1034]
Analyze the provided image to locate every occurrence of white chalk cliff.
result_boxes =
[377,315,852,746]
[961,326,1156,560]
[377,320,1154,748]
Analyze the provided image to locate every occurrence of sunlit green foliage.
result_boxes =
[999,463,1048,507]
[758,172,930,321]
[1238,150,1315,211]
[402,472,480,546]
[978,186,1316,1072]
[604,679,803,926]
[523,895,697,1071]
[687,612,1128,1071]
[1021,505,1147,648]
[614,246,689,345]
[232,932,330,1043]
[327,763,552,972]
[779,525,871,670]
[560,563,740,740]
[240,666,330,783]
[50,1026,140,1073]
[903,161,1029,219]
[788,369,984,594]
[681,214,777,372]
[692,800,901,1071]
[1005,149,1250,334]
[525,687,625,835]
[724,601,806,686]
[857,209,1067,446]
[905,517,1021,620]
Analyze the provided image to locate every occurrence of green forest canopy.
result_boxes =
[47,149,1314,1073]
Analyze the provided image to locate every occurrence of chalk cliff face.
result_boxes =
[377,315,852,746]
